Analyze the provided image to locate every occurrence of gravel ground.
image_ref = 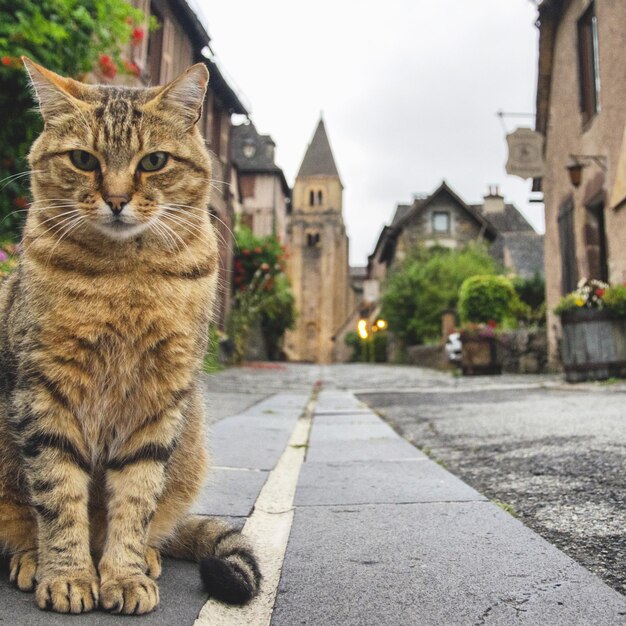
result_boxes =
[358,386,626,596]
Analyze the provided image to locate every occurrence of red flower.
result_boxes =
[595,288,605,297]
[98,54,117,79]
[123,59,140,76]
[13,196,28,209]
[254,247,262,254]
[131,27,145,45]
[487,319,497,328]
[1,56,11,66]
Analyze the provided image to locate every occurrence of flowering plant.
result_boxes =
[0,242,19,276]
[227,227,295,363]
[555,278,626,318]
[555,278,609,313]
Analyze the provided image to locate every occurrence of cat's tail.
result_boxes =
[160,515,261,605]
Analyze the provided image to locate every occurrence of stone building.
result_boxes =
[284,119,350,363]
[367,181,542,283]
[535,0,626,364]
[230,122,291,242]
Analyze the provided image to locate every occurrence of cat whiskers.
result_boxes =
[152,215,202,275]
[0,169,44,191]
[164,203,234,251]
[44,214,87,266]
[22,209,82,251]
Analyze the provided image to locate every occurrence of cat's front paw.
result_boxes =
[10,549,38,592]
[100,573,159,615]
[35,570,99,613]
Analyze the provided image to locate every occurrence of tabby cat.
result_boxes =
[0,58,260,615]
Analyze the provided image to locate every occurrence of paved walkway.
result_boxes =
[1,364,625,624]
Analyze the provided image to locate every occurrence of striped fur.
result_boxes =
[0,60,259,615]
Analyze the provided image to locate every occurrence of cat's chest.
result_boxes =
[37,277,202,439]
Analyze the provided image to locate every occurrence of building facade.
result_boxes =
[230,122,291,242]
[367,181,542,283]
[535,0,626,363]
[285,119,350,363]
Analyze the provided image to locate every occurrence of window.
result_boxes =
[558,199,578,294]
[309,190,315,206]
[577,2,601,124]
[307,232,320,247]
[585,198,608,282]
[317,190,323,205]
[432,211,450,233]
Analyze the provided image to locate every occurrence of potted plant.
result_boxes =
[555,279,626,382]
[457,275,521,375]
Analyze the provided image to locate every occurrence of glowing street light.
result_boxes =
[357,319,369,340]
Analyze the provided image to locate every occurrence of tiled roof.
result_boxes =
[391,204,412,226]
[231,122,280,173]
[503,232,545,278]
[472,203,536,233]
[296,119,341,180]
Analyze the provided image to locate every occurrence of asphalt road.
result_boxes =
[358,385,626,596]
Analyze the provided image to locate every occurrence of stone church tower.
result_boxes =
[285,118,350,363]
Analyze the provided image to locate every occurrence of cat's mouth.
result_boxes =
[93,216,148,240]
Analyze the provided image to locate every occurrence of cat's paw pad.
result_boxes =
[10,549,38,592]
[145,546,162,579]
[100,574,159,615]
[35,572,99,613]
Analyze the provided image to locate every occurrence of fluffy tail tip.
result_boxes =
[199,556,260,605]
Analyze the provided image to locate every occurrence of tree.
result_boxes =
[0,0,148,239]
[380,244,500,345]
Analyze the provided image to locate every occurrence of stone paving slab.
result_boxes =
[306,436,427,463]
[308,421,399,443]
[295,459,485,506]
[272,502,626,626]
[313,412,383,426]
[211,419,295,470]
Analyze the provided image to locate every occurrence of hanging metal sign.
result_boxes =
[505,127,545,179]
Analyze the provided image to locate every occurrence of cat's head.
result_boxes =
[23,58,212,242]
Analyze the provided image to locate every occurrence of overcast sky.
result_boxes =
[193,0,543,266]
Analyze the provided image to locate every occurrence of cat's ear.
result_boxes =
[22,57,89,124]
[148,63,209,128]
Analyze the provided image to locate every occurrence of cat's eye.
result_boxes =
[69,150,99,171]
[138,152,169,172]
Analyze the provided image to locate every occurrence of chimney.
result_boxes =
[482,185,505,214]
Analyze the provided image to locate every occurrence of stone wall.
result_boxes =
[498,329,549,374]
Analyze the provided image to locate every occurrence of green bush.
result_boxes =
[344,329,388,363]
[603,285,626,317]
[458,275,518,324]
[381,244,500,344]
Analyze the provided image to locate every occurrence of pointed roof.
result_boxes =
[296,118,341,181]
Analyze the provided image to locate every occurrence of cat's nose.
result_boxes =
[105,195,129,216]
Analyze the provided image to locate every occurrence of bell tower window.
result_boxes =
[307,232,320,247]
[317,190,323,205]
[309,190,315,206]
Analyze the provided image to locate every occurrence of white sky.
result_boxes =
[193,0,544,266]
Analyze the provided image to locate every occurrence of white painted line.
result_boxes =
[194,395,315,626]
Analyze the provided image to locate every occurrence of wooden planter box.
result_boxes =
[460,333,501,376]
[560,309,626,382]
